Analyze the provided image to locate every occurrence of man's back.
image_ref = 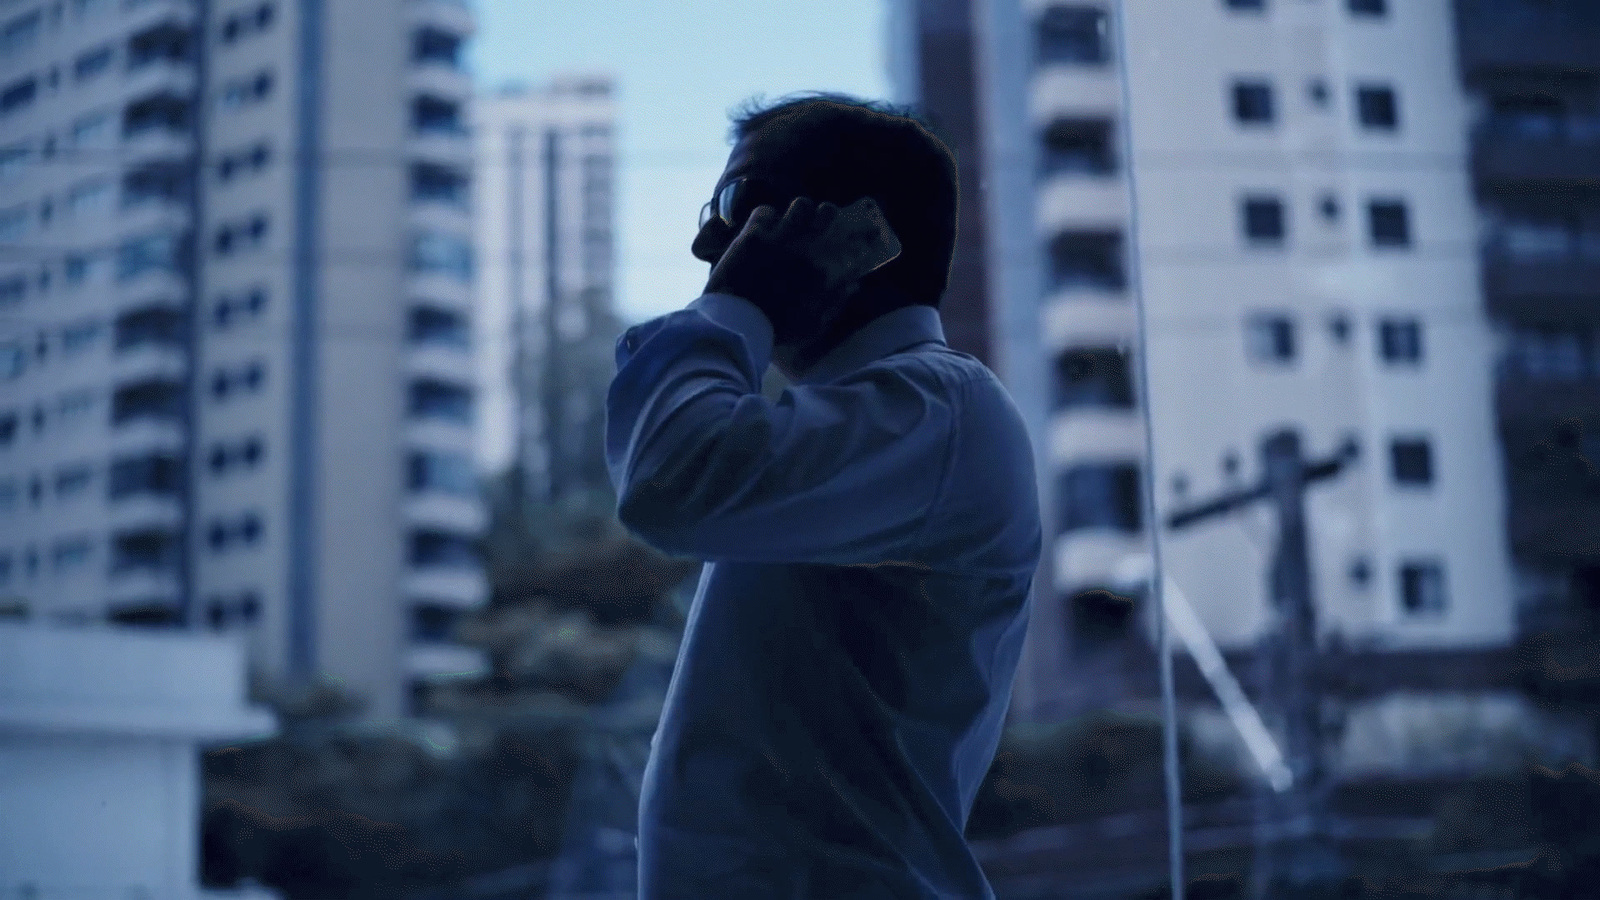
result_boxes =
[608,293,1042,899]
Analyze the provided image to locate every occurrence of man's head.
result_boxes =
[692,93,959,371]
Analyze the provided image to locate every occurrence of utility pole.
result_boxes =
[1166,429,1357,898]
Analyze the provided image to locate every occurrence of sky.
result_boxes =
[470,0,894,327]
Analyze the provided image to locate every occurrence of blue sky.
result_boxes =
[470,0,893,326]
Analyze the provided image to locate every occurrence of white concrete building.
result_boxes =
[892,0,1514,721]
[472,76,621,505]
[0,0,485,721]
[0,622,277,900]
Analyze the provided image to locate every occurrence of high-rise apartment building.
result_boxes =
[472,76,620,507]
[1452,0,1600,644]
[0,0,484,719]
[891,0,1514,723]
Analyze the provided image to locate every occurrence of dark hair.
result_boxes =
[727,91,959,309]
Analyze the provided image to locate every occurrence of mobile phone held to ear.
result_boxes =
[811,197,903,293]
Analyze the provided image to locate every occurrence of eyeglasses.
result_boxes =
[698,176,787,231]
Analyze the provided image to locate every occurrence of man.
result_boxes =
[606,93,1042,899]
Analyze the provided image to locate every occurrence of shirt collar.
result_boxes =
[796,303,947,385]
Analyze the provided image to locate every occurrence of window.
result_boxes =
[1040,118,1115,177]
[210,361,265,400]
[1318,194,1340,222]
[0,479,16,510]
[411,163,468,206]
[109,453,183,498]
[413,27,461,68]
[0,205,25,241]
[1056,463,1142,533]
[1247,314,1296,363]
[74,44,113,81]
[1506,327,1599,380]
[212,287,268,328]
[219,71,273,109]
[1047,231,1125,291]
[1232,80,1275,124]
[0,273,22,306]
[1307,79,1330,108]
[0,10,41,58]
[1225,0,1265,10]
[209,435,264,475]
[118,232,186,280]
[1488,95,1563,139]
[0,341,23,379]
[54,461,92,496]
[0,76,36,116]
[71,112,110,146]
[123,94,189,135]
[61,319,102,354]
[1068,586,1139,649]
[1356,85,1399,130]
[409,529,479,569]
[66,179,110,217]
[412,95,463,134]
[1390,438,1433,486]
[0,142,28,180]
[1378,317,1422,364]
[0,409,16,446]
[1036,5,1109,66]
[412,603,462,642]
[56,389,95,425]
[1399,560,1446,615]
[111,379,183,424]
[52,537,93,573]
[1052,347,1134,411]
[220,3,275,43]
[409,379,472,423]
[216,143,271,182]
[1347,0,1386,16]
[1368,199,1410,247]
[110,528,180,573]
[122,162,188,207]
[408,450,477,496]
[214,214,269,255]
[207,512,263,552]
[115,306,185,350]
[411,232,472,280]
[1243,195,1286,243]
[409,305,469,348]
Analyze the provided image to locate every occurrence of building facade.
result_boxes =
[0,0,484,720]
[472,75,620,509]
[891,0,1515,723]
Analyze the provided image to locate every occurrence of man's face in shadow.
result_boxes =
[691,132,818,380]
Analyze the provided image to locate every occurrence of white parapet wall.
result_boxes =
[0,623,279,900]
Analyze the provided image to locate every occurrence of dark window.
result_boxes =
[409,529,479,569]
[115,306,185,350]
[123,93,190,134]
[1307,79,1330,107]
[1047,231,1125,291]
[1225,0,1265,9]
[1247,314,1296,362]
[111,379,183,424]
[1368,199,1410,247]
[411,233,472,279]
[1356,85,1398,130]
[1052,347,1134,410]
[1347,0,1386,16]
[1040,118,1115,176]
[408,305,469,348]
[108,453,183,498]
[117,231,186,280]
[1488,95,1563,139]
[128,22,188,69]
[54,465,93,497]
[74,44,114,80]
[1390,438,1433,485]
[122,161,188,206]
[108,602,181,627]
[411,603,461,642]
[411,163,468,206]
[1068,586,1138,649]
[1329,313,1352,345]
[0,77,36,116]
[1378,317,1422,364]
[1243,196,1286,243]
[1232,80,1274,124]
[408,450,477,496]
[413,27,461,68]
[0,274,24,306]
[110,528,179,573]
[1319,194,1340,221]
[413,95,463,134]
[409,379,472,423]
[0,410,16,445]
[1036,5,1108,65]
[1399,560,1446,614]
[1056,463,1142,533]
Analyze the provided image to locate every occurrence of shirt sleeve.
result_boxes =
[605,292,956,567]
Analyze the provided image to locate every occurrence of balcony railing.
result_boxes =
[1457,0,1600,72]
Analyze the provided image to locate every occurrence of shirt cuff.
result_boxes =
[689,292,775,361]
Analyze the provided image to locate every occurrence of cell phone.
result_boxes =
[810,196,903,292]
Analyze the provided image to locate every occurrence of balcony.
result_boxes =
[124,0,199,35]
[105,568,182,610]
[403,568,488,610]
[106,494,183,532]
[406,341,473,385]
[1457,0,1600,73]
[1474,128,1600,187]
[108,418,185,456]
[408,63,471,105]
[111,342,187,384]
[123,59,195,103]
[404,491,486,534]
[407,0,475,38]
[121,126,194,168]
[406,642,488,680]
[1497,376,1600,564]
[1481,250,1600,323]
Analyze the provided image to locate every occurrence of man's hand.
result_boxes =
[705,196,901,348]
